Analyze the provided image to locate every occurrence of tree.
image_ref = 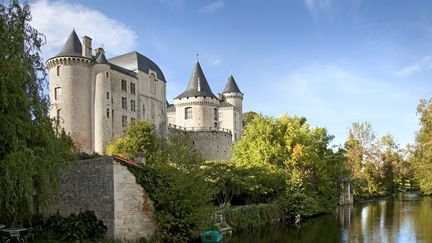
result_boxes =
[0,1,74,223]
[413,98,432,195]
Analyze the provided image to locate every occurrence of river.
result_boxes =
[226,193,432,243]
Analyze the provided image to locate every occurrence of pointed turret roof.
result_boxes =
[222,75,242,94]
[175,60,217,99]
[56,29,82,57]
[95,48,109,64]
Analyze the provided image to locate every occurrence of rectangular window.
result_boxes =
[214,108,218,121]
[185,107,192,120]
[121,97,127,109]
[122,115,127,127]
[54,87,61,100]
[142,104,146,118]
[106,72,109,78]
[106,108,110,118]
[121,79,127,91]
[106,92,109,99]
[56,109,61,121]
[131,117,136,123]
[57,66,60,76]
[131,99,136,112]
[214,122,218,128]
[130,83,136,94]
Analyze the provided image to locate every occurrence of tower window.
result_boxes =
[106,72,109,78]
[130,83,136,94]
[131,99,136,112]
[56,66,60,76]
[185,107,192,120]
[121,79,127,91]
[214,108,218,121]
[56,109,61,121]
[106,108,110,118]
[54,87,61,100]
[121,97,127,109]
[106,92,109,99]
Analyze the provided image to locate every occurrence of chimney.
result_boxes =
[82,36,92,58]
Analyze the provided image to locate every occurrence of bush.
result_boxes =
[44,210,107,242]
[221,203,284,232]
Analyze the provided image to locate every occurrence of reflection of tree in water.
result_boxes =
[228,194,432,243]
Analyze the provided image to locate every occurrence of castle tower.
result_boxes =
[221,75,244,141]
[93,48,112,154]
[173,60,219,129]
[46,30,93,152]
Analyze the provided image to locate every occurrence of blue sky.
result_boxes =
[30,0,432,146]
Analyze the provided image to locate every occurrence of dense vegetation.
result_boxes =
[413,98,432,195]
[0,1,74,224]
[345,122,415,198]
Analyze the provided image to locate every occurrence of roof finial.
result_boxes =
[196,53,199,62]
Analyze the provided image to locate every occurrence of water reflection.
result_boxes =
[227,193,432,243]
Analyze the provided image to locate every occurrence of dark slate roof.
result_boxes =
[95,50,109,64]
[108,51,166,82]
[109,63,137,78]
[56,30,83,57]
[167,104,176,112]
[175,61,217,99]
[223,75,242,94]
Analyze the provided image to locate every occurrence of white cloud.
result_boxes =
[207,56,221,66]
[304,0,333,18]
[30,0,137,60]
[396,55,432,76]
[199,1,224,14]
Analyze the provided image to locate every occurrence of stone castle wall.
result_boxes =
[187,130,232,161]
[49,156,156,240]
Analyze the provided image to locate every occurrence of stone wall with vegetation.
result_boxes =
[49,156,156,240]
[187,130,232,161]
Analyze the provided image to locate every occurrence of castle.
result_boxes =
[47,30,243,160]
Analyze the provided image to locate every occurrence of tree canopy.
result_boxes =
[0,1,74,223]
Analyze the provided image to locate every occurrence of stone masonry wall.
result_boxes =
[49,157,115,236]
[187,130,232,161]
[113,162,156,240]
[50,156,156,240]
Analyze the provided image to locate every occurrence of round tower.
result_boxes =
[93,48,112,154]
[222,75,244,140]
[173,60,219,129]
[46,30,93,152]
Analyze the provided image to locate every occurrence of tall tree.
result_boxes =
[413,98,432,195]
[0,1,74,223]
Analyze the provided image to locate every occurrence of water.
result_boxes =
[226,193,432,243]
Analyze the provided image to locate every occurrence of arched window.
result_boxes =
[150,74,157,94]
[185,107,192,120]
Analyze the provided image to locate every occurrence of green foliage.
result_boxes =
[233,114,345,218]
[114,121,213,242]
[222,203,284,232]
[0,1,75,223]
[345,122,415,197]
[413,98,432,195]
[44,210,107,242]
[106,121,161,161]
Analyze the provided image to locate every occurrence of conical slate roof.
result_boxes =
[223,75,242,94]
[95,49,109,64]
[56,30,82,57]
[175,61,217,99]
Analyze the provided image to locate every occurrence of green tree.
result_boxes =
[413,98,432,195]
[0,1,74,223]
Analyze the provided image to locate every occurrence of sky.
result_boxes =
[28,0,432,147]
